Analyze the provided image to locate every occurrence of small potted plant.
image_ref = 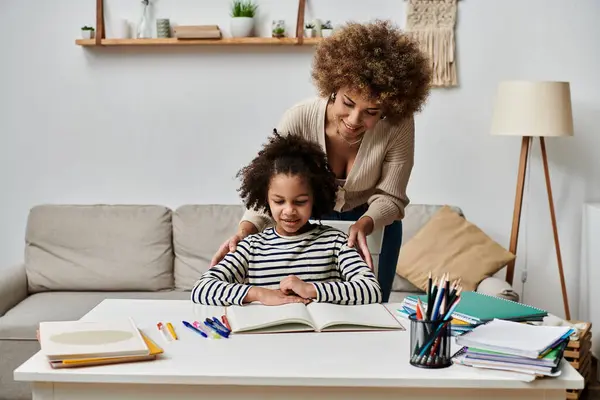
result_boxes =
[304,23,315,38]
[272,20,286,38]
[321,20,333,37]
[230,0,258,37]
[81,26,95,39]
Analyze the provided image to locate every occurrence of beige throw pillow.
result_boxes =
[396,205,515,292]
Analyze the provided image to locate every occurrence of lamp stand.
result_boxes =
[505,136,571,320]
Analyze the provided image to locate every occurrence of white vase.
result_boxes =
[81,30,94,39]
[304,29,314,38]
[321,29,333,38]
[115,18,130,39]
[136,1,151,38]
[230,17,254,37]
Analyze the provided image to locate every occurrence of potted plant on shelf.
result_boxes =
[272,20,285,38]
[230,0,258,38]
[321,20,333,37]
[81,26,95,39]
[304,23,315,38]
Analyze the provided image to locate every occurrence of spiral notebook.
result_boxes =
[404,291,547,324]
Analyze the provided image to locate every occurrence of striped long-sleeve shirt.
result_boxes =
[191,225,383,306]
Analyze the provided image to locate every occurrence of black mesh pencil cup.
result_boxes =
[409,313,452,369]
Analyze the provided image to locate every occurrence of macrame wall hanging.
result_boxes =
[405,0,458,87]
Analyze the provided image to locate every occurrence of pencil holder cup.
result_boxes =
[409,314,452,369]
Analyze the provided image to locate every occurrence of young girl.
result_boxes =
[191,131,383,306]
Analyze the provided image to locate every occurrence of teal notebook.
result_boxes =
[405,291,548,323]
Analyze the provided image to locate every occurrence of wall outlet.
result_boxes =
[521,270,528,283]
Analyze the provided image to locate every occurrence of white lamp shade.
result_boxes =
[490,81,574,137]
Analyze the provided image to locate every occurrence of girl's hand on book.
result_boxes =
[255,287,310,306]
[280,275,317,300]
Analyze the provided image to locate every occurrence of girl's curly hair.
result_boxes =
[236,130,338,219]
[312,19,432,124]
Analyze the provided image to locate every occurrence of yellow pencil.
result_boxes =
[166,322,178,340]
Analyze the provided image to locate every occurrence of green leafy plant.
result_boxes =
[321,20,333,29]
[272,26,285,37]
[230,0,258,18]
[81,26,95,31]
[305,23,314,29]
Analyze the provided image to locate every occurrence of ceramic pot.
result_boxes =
[230,17,254,37]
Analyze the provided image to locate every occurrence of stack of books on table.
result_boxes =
[453,318,575,378]
[38,318,163,369]
[398,291,549,336]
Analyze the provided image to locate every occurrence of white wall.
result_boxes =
[1,0,599,319]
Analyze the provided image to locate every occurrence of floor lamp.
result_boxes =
[490,81,574,320]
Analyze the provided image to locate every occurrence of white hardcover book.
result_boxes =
[39,317,149,362]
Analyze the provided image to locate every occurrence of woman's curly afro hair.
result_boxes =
[312,19,432,124]
[236,130,338,219]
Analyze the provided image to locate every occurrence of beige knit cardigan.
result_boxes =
[241,96,415,232]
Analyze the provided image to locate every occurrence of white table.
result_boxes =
[14,299,584,400]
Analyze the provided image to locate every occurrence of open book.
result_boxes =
[226,302,405,334]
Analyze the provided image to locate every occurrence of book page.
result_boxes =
[307,303,404,332]
[227,302,316,333]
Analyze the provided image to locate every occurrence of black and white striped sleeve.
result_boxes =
[190,239,253,306]
[311,243,383,305]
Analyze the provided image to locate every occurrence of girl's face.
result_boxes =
[330,87,383,139]
[268,173,314,236]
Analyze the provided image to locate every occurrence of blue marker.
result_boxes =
[182,320,208,338]
[212,317,231,333]
[204,319,229,338]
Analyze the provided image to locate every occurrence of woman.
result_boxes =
[210,20,432,302]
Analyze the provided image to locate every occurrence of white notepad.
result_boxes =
[455,318,573,358]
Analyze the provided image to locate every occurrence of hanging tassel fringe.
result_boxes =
[405,0,458,87]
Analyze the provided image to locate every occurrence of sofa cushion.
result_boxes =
[390,204,465,293]
[0,291,190,340]
[173,204,245,290]
[395,205,515,292]
[25,205,174,293]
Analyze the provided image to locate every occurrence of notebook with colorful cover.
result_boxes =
[404,291,547,323]
[49,330,163,369]
[39,317,150,362]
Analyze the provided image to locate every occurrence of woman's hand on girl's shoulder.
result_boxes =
[347,217,374,270]
[210,233,244,267]
[209,221,259,267]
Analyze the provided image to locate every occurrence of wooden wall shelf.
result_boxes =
[76,37,321,47]
[83,0,314,48]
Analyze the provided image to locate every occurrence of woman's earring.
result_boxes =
[331,92,337,101]
[380,115,387,120]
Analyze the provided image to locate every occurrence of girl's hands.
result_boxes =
[244,287,310,306]
[347,216,374,270]
[280,275,317,300]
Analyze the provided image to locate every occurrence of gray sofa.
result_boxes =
[0,203,516,400]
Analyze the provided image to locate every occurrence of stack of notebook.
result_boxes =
[398,291,548,336]
[38,318,163,369]
[453,319,574,377]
